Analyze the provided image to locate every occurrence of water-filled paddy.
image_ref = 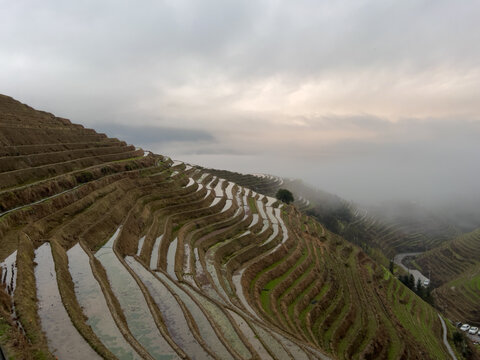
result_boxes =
[68,244,141,359]
[0,251,17,294]
[150,234,163,269]
[167,237,178,278]
[156,271,234,360]
[228,310,273,360]
[35,243,101,360]
[181,284,252,359]
[126,257,213,359]
[96,229,178,359]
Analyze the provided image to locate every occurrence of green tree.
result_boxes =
[276,189,294,204]
[423,285,434,306]
[452,331,463,345]
[415,279,424,298]
[408,274,415,290]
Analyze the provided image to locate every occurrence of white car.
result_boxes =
[460,324,471,332]
[469,327,478,335]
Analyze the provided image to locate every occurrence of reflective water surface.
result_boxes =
[68,244,141,359]
[96,229,178,359]
[35,243,101,360]
[126,257,213,359]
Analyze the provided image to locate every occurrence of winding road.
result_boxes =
[394,252,457,360]
[393,252,429,285]
[438,314,458,360]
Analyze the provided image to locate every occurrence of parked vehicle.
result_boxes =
[460,324,471,332]
[468,327,478,335]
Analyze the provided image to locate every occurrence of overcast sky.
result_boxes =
[1,0,480,206]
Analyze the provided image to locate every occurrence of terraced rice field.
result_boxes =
[0,95,456,359]
[356,212,460,258]
[416,228,480,285]
[434,266,480,325]
[415,229,480,324]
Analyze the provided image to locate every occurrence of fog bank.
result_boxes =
[1,0,479,213]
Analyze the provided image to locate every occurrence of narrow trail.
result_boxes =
[438,314,458,360]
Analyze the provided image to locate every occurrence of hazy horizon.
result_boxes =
[2,0,480,209]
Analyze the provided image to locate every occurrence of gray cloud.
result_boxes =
[1,0,480,212]
[93,123,215,147]
[172,115,480,207]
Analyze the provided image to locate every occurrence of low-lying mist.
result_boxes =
[103,116,480,232]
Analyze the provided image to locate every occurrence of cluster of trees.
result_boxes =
[398,274,434,305]
[453,330,474,359]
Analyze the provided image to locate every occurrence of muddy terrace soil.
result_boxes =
[0,94,455,359]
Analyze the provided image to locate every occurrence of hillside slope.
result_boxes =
[0,95,455,359]
[205,171,460,263]
[415,228,480,325]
